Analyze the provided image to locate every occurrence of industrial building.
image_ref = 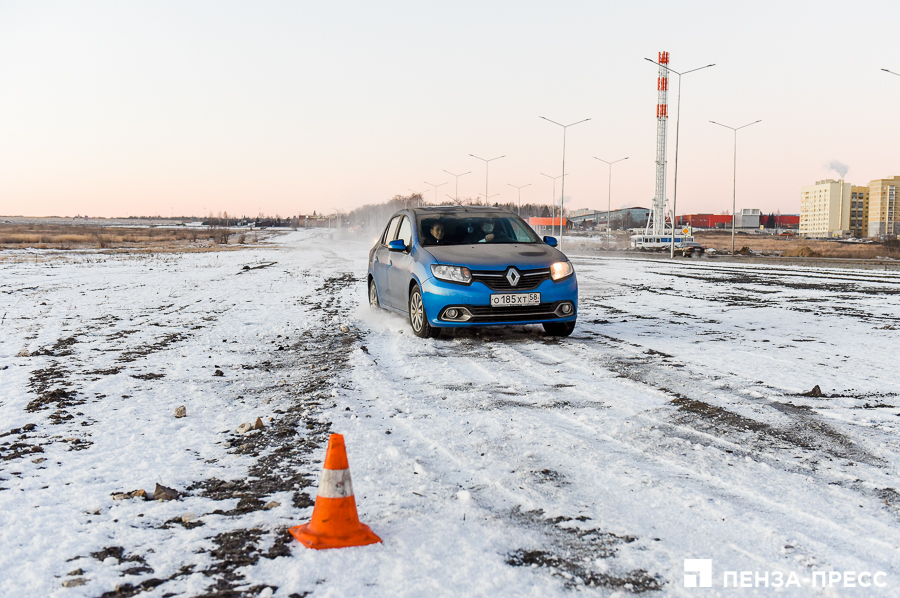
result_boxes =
[566,207,651,230]
[527,217,567,236]
[734,208,761,229]
[676,212,797,230]
[679,214,732,228]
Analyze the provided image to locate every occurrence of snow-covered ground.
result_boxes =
[2,229,899,597]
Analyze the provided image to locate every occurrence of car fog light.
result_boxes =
[445,308,459,319]
[561,303,572,314]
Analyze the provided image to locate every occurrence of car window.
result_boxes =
[417,212,541,245]
[382,216,402,246]
[507,218,538,243]
[396,217,412,248]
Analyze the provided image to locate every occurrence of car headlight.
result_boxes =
[431,264,472,284]
[550,261,574,281]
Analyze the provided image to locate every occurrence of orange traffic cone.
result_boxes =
[289,433,382,549]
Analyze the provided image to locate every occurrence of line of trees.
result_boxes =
[344,194,557,230]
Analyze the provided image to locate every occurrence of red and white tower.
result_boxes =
[647,51,669,235]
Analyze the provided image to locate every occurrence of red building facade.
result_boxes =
[678,214,799,229]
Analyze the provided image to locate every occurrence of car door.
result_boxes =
[372,216,401,306]
[387,215,414,310]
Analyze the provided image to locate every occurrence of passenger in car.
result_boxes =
[430,222,447,244]
[421,220,452,245]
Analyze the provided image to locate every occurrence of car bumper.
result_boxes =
[419,275,578,327]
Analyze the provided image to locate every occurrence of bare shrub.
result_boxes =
[0,223,249,252]
[783,246,821,258]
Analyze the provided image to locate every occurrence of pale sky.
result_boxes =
[1,1,897,218]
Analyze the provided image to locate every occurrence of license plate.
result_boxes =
[490,293,540,307]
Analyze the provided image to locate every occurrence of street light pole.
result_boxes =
[645,59,715,258]
[540,116,590,244]
[593,157,628,250]
[540,172,568,236]
[423,180,447,206]
[330,208,339,232]
[443,170,471,204]
[507,183,532,216]
[469,154,505,205]
[710,120,762,256]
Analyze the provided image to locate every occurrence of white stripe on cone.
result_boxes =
[317,468,354,498]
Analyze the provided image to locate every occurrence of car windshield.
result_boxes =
[417,212,542,246]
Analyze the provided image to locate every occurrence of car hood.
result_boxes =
[423,243,566,270]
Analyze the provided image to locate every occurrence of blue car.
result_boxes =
[367,206,578,338]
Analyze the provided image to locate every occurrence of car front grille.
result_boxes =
[460,301,567,323]
[470,268,550,292]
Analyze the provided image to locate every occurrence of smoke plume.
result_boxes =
[827,160,849,179]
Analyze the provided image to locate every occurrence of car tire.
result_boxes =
[368,279,380,310]
[543,321,576,336]
[409,284,440,338]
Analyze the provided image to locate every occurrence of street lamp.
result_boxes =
[330,208,339,231]
[540,172,568,236]
[423,180,447,205]
[593,156,628,250]
[507,183,532,216]
[469,154,505,205]
[645,58,715,258]
[443,170,471,203]
[710,119,762,256]
[540,116,590,243]
[478,192,501,204]
[882,68,900,77]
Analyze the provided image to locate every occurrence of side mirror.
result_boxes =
[388,239,407,252]
[543,236,558,247]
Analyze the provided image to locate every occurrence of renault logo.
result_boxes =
[506,267,520,286]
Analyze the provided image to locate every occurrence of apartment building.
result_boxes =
[799,179,851,237]
[867,176,900,237]
[850,185,870,237]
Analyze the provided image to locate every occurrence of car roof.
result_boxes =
[410,206,516,216]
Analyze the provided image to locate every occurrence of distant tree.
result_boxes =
[765,213,777,228]
[540,205,551,218]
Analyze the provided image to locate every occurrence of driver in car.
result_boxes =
[479,220,511,243]
[479,222,495,243]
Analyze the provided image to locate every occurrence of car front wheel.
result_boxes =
[543,321,575,336]
[409,285,440,338]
